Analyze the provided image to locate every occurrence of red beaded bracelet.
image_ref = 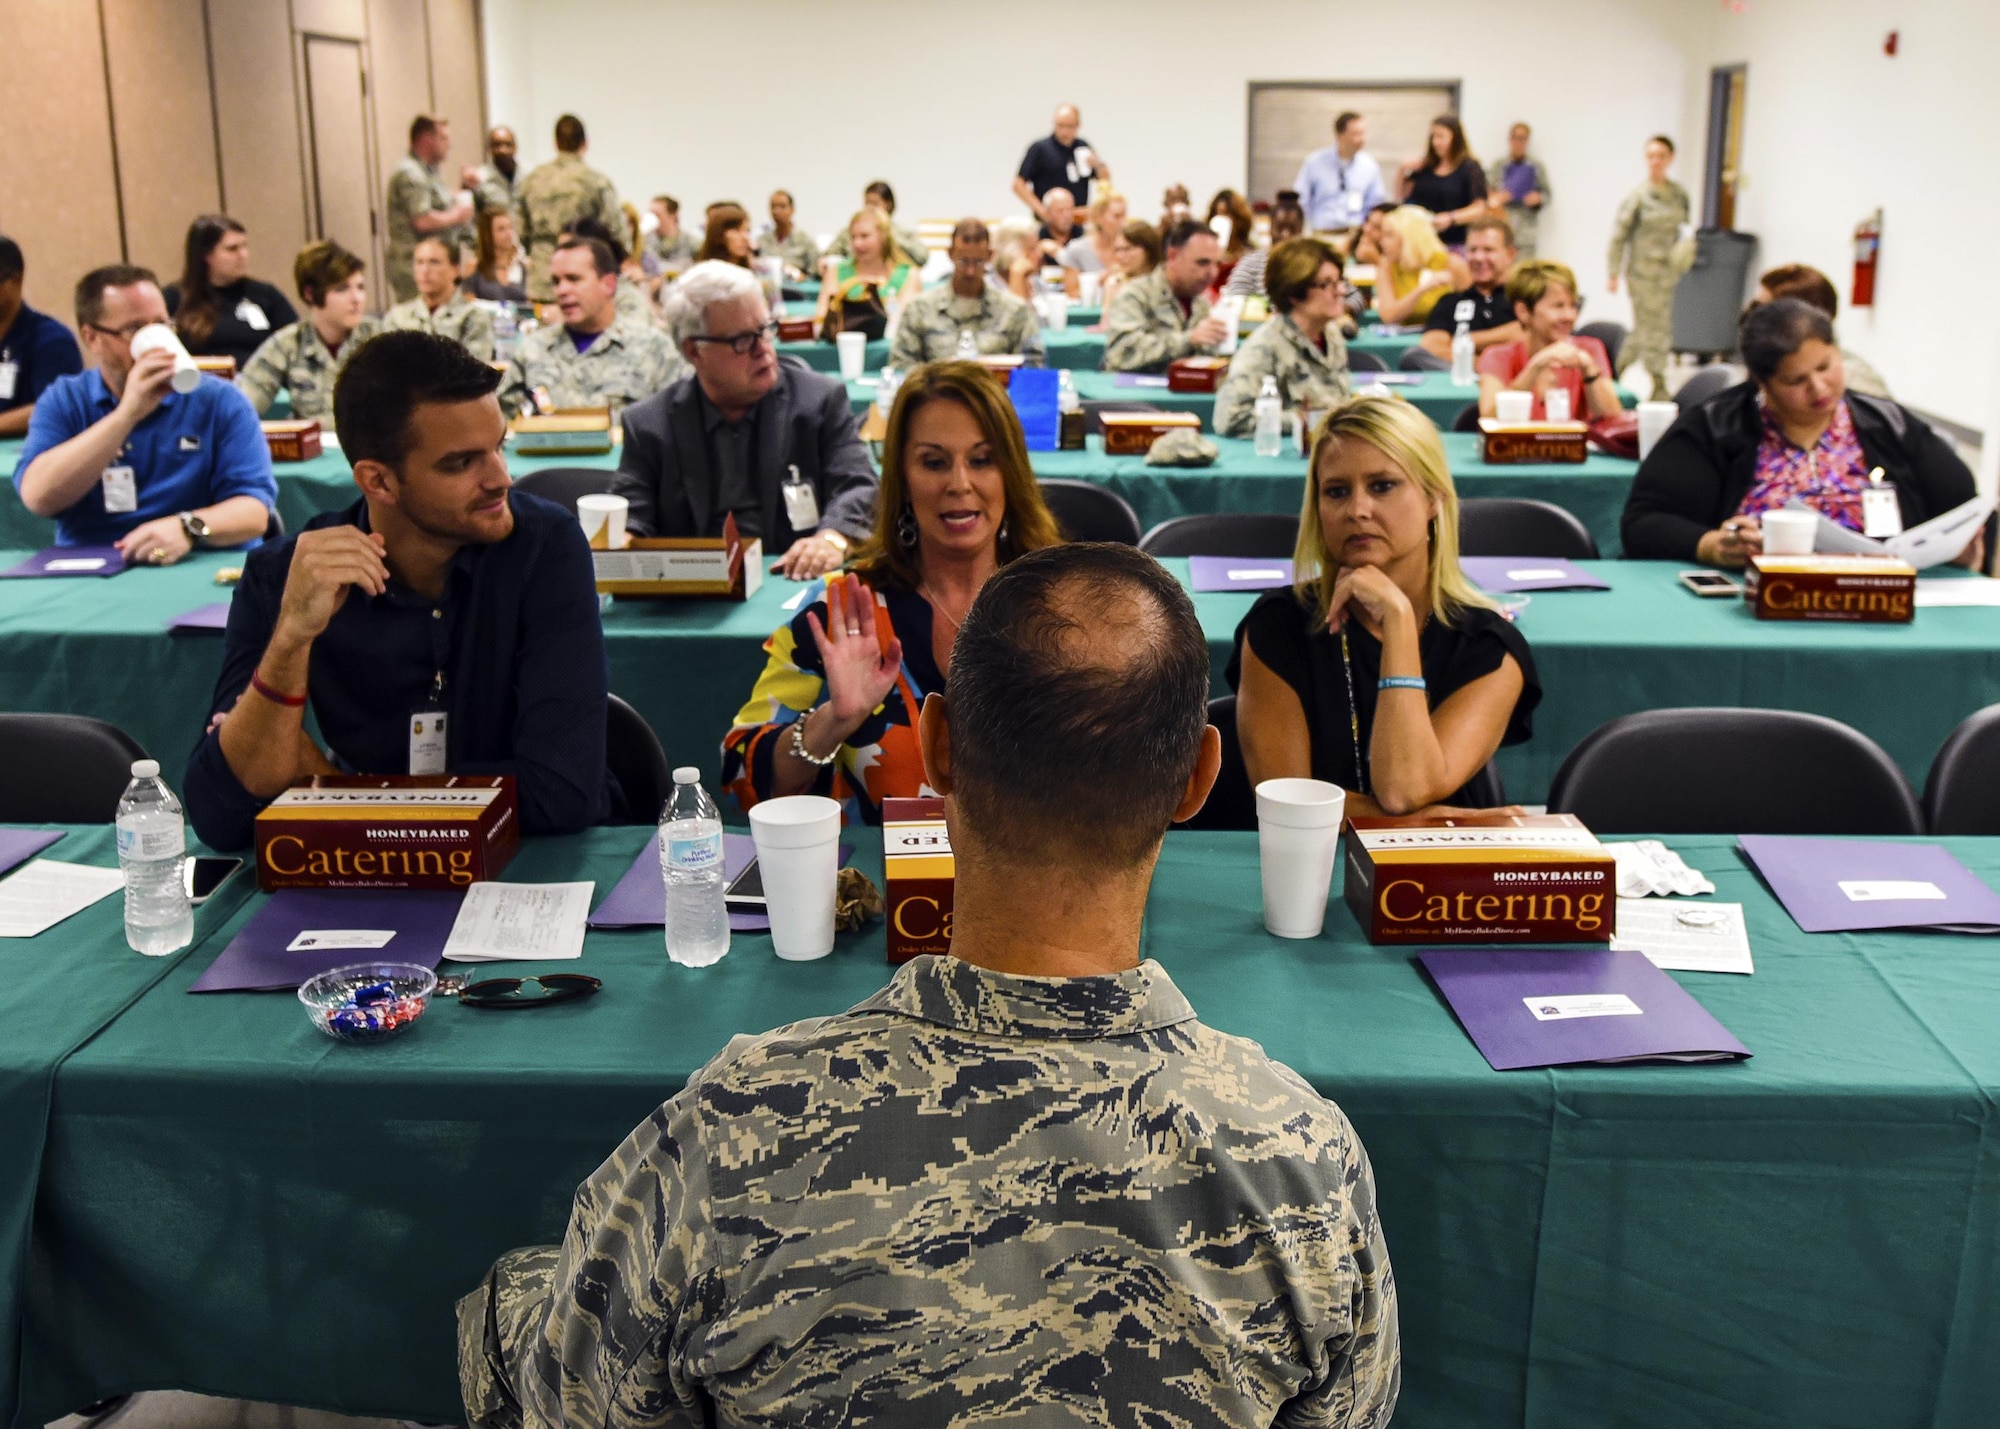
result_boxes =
[250,671,307,708]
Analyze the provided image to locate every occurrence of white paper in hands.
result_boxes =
[0,860,128,937]
[441,881,594,962]
[1612,899,1753,975]
[1792,494,1994,570]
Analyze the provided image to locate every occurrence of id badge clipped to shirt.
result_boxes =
[101,465,138,514]
[0,360,17,402]
[1861,482,1903,539]
[235,298,271,332]
[409,709,449,776]
[782,463,820,532]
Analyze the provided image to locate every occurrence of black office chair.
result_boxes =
[1179,695,1255,831]
[1575,321,1628,373]
[606,694,673,825]
[1548,708,1923,835]
[1399,346,1449,372]
[1459,498,1600,559]
[1139,513,1298,558]
[0,714,148,823]
[514,466,614,514]
[1038,480,1143,545]
[1079,400,1165,436]
[1348,350,1388,374]
[1672,364,1743,411]
[1451,402,1483,433]
[1922,704,2000,834]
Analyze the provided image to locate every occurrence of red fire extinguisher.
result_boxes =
[1852,209,1882,308]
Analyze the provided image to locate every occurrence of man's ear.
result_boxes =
[351,458,397,508]
[1172,725,1223,825]
[917,692,953,795]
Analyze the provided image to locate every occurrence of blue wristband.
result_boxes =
[1378,675,1427,691]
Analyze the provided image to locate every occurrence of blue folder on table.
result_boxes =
[190,887,466,992]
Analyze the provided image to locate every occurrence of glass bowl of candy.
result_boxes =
[297,963,438,1042]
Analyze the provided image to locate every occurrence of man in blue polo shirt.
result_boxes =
[14,263,274,559]
[0,237,84,438]
[185,331,612,851]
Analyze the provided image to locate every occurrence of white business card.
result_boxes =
[1838,880,1947,902]
[1524,993,1643,1022]
[287,929,397,952]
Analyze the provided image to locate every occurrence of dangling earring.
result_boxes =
[897,504,918,549]
[998,515,1012,546]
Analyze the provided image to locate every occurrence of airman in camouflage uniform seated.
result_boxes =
[235,240,381,428]
[383,237,496,363]
[1102,217,1230,373]
[890,218,1043,368]
[1216,236,1352,438]
[496,236,682,418]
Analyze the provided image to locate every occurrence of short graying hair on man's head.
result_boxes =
[662,260,764,351]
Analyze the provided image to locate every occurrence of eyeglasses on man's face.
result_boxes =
[691,320,779,356]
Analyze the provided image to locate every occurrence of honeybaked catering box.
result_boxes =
[1745,553,1915,623]
[1101,410,1202,456]
[255,776,519,891]
[193,355,236,380]
[1477,418,1588,465]
[512,410,613,456]
[883,796,953,964]
[1343,812,1614,944]
[1167,355,1230,393]
[592,512,763,599]
[261,419,323,462]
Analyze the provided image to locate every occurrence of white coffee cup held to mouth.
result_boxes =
[1761,507,1818,556]
[836,330,868,382]
[129,323,202,395]
[1494,389,1535,424]
[1255,778,1348,939]
[575,492,628,550]
[748,794,843,961]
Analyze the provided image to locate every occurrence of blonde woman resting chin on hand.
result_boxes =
[1226,395,1541,816]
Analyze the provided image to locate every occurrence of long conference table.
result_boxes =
[6,823,1997,1428]
[3,552,1999,812]
[0,432,1641,557]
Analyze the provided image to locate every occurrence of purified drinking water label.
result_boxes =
[667,830,723,872]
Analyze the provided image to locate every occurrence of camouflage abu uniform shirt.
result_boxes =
[1103,268,1217,373]
[496,317,685,419]
[517,153,624,302]
[889,280,1045,368]
[1214,313,1352,438]
[756,226,820,278]
[385,155,471,304]
[234,317,384,426]
[383,294,497,362]
[458,953,1400,1429]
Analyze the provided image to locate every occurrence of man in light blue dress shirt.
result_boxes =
[1295,111,1387,233]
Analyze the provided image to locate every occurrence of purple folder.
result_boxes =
[0,546,128,579]
[589,833,853,933]
[1420,947,1751,1071]
[1460,557,1611,594]
[167,601,233,631]
[1187,556,1294,593]
[1110,373,1169,388]
[0,829,64,879]
[1737,836,2000,933]
[190,887,467,992]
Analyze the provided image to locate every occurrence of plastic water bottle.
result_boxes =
[956,328,977,360]
[1451,322,1476,387]
[660,766,729,967]
[1253,376,1283,457]
[491,303,517,362]
[1057,368,1079,413]
[116,759,192,956]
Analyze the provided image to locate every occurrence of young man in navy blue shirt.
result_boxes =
[185,331,613,850]
[0,236,84,438]
[13,264,274,558]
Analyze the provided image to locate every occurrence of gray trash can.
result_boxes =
[1672,229,1759,358]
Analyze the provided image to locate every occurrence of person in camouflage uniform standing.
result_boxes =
[1102,217,1229,372]
[1608,134,1692,400]
[235,241,381,427]
[383,115,475,305]
[458,543,1400,1429]
[1216,236,1352,438]
[516,114,622,303]
[889,219,1043,367]
[473,125,523,220]
[496,237,682,417]
[383,237,495,361]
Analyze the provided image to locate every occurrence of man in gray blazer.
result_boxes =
[613,261,878,579]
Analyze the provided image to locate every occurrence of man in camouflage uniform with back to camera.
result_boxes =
[1102,216,1231,373]
[458,542,1401,1429]
[516,113,623,303]
[890,218,1043,368]
[496,236,682,419]
[384,114,476,305]
[1608,133,1693,401]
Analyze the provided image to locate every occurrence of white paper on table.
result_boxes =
[441,881,594,962]
[1612,898,1754,975]
[1606,840,1716,898]
[0,860,128,938]
[1793,494,1995,570]
[1915,578,2000,607]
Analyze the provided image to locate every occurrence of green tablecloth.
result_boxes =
[14,828,2000,1427]
[3,555,1997,806]
[779,323,1414,378]
[0,825,252,1424]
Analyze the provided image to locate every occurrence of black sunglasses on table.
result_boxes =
[444,973,603,1010]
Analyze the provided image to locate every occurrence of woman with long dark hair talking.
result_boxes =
[164,215,297,369]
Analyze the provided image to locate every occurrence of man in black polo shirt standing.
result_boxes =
[1012,104,1112,226]
[1417,216,1523,364]
[185,331,612,850]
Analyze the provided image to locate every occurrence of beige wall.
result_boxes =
[0,0,482,329]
